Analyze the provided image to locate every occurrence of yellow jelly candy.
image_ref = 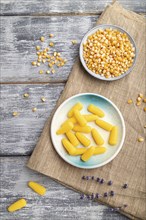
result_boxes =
[73,110,87,127]
[75,132,91,147]
[62,138,76,155]
[108,126,118,146]
[81,146,95,161]
[66,131,79,147]
[83,114,98,122]
[28,181,46,196]
[56,122,73,135]
[61,117,77,126]
[96,118,113,131]
[91,128,104,145]
[8,199,27,212]
[67,102,83,118]
[94,146,107,155]
[88,104,105,117]
[71,148,87,155]
[73,125,91,133]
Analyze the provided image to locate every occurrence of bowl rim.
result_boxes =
[79,24,137,81]
[51,93,126,169]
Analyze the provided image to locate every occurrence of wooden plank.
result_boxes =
[0,157,129,220]
[0,84,64,156]
[0,16,97,83]
[1,0,146,15]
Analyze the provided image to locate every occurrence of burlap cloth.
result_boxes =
[28,1,146,219]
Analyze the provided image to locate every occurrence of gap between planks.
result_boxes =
[0,80,67,85]
[0,12,146,17]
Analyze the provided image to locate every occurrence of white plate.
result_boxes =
[51,93,125,169]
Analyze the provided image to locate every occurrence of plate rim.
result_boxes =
[51,93,126,169]
[79,24,137,81]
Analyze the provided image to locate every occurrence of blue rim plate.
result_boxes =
[51,93,125,169]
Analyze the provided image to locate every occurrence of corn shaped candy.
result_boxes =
[56,122,73,135]
[28,181,46,196]
[83,114,98,122]
[73,110,87,127]
[8,199,27,212]
[73,125,91,133]
[75,132,91,147]
[94,146,107,155]
[108,126,118,146]
[62,138,76,155]
[71,148,87,156]
[81,146,95,161]
[61,117,77,126]
[67,102,83,118]
[66,131,79,147]
[96,118,113,131]
[88,104,105,117]
[91,128,104,145]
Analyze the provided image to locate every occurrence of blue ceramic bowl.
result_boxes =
[51,93,125,169]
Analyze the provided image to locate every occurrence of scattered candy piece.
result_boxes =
[46,70,50,74]
[143,107,146,112]
[8,199,27,212]
[28,181,46,196]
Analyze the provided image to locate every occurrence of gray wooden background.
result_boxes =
[0,1,145,219]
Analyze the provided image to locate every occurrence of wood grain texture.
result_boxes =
[0,157,129,220]
[1,0,146,15]
[0,16,97,83]
[0,83,65,155]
